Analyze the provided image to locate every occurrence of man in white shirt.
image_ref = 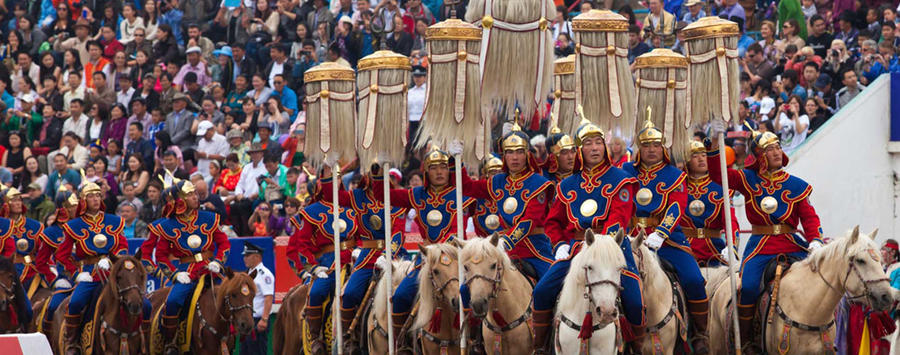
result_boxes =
[230,143,268,235]
[196,120,230,179]
[62,99,89,139]
[116,76,136,107]
[12,51,41,94]
[407,65,426,150]
[241,242,274,355]
[63,72,86,112]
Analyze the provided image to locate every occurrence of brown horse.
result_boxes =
[48,254,149,355]
[150,268,257,355]
[272,281,310,355]
[0,257,30,333]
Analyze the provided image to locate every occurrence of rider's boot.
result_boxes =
[340,306,360,354]
[738,303,761,355]
[161,314,180,355]
[305,305,326,355]
[392,312,413,355]
[688,298,710,355]
[531,308,553,354]
[631,324,647,352]
[141,319,151,354]
[63,313,82,355]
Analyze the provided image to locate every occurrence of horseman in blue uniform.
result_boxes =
[682,141,740,267]
[371,148,474,345]
[542,126,577,185]
[706,124,823,353]
[1,187,47,303]
[623,118,711,352]
[286,173,359,355]
[472,156,504,237]
[146,179,231,355]
[532,116,643,353]
[57,182,129,355]
[38,187,80,332]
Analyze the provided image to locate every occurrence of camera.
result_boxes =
[832,49,839,57]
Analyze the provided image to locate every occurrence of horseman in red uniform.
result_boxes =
[682,141,740,266]
[472,156,504,237]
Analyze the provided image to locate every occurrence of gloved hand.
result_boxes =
[53,278,72,289]
[97,257,111,271]
[76,272,93,283]
[447,140,464,156]
[375,255,390,271]
[206,261,222,274]
[175,272,192,284]
[554,244,571,261]
[300,271,312,281]
[808,240,825,252]
[644,232,665,250]
[720,248,736,263]
[352,248,361,260]
[312,266,329,279]
[709,120,727,135]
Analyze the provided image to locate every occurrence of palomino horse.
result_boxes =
[149,268,257,355]
[367,259,415,355]
[555,230,627,355]
[700,265,730,299]
[49,255,148,355]
[272,281,309,355]
[458,234,533,355]
[412,243,462,355]
[631,232,685,355]
[0,257,29,333]
[709,226,895,354]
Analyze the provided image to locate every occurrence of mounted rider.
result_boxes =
[682,141,740,267]
[707,124,823,353]
[542,126,577,185]
[624,118,711,353]
[57,181,128,355]
[147,178,231,355]
[532,115,643,353]
[1,187,50,300]
[286,171,359,355]
[38,187,80,332]
[471,156,504,237]
[372,148,474,348]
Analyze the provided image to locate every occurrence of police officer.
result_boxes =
[241,242,274,355]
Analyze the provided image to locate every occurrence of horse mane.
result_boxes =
[799,229,877,271]
[558,236,626,316]
[373,259,415,318]
[414,243,458,330]
[459,236,515,271]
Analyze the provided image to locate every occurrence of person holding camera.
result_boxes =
[824,39,855,89]
[774,94,809,154]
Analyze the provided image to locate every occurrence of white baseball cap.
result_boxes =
[197,121,215,136]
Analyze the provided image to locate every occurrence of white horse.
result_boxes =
[412,243,463,355]
[555,229,627,355]
[457,233,533,355]
[709,226,894,354]
[367,259,415,355]
[701,264,731,298]
[631,232,682,355]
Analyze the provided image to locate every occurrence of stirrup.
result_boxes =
[690,334,710,354]
[63,344,82,355]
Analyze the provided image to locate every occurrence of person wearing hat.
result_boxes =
[196,120,229,179]
[229,142,269,236]
[681,0,706,24]
[174,46,211,90]
[2,187,49,301]
[530,117,644,353]
[212,46,235,93]
[542,127,577,185]
[471,155,504,237]
[24,182,55,223]
[624,118,711,351]
[255,121,284,157]
[407,65,427,150]
[58,181,131,354]
[54,18,93,65]
[226,128,251,165]
[241,242,274,355]
[36,187,81,333]
[707,122,823,352]
[6,93,42,146]
[165,92,197,151]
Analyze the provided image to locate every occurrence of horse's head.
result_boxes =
[823,226,894,311]
[418,243,460,310]
[0,257,16,311]
[108,254,147,316]
[568,230,627,325]
[219,268,257,336]
[457,234,513,318]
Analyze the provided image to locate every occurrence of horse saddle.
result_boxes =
[760,254,802,292]
[510,259,538,287]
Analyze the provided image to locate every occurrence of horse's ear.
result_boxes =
[249,269,258,280]
[489,233,500,247]
[108,253,119,265]
[614,229,625,245]
[632,230,644,250]
[224,266,235,279]
[850,225,860,244]
[584,230,595,246]
[418,243,429,259]
[870,228,879,240]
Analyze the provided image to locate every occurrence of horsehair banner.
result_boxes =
[551,54,577,137]
[682,16,740,125]
[634,49,690,163]
[356,50,411,174]
[466,0,554,125]
[304,62,357,169]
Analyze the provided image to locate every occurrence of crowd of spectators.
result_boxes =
[0,0,894,239]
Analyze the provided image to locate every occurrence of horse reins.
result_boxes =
[465,264,531,334]
[420,264,460,350]
[813,250,891,302]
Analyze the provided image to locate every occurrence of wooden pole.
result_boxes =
[455,155,467,354]
[718,133,742,354]
[384,163,395,355]
[333,165,343,354]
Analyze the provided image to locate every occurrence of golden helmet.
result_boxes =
[501,121,529,152]
[636,115,663,145]
[423,148,451,169]
[483,156,503,175]
[753,131,780,152]
[547,127,576,156]
[574,105,604,145]
[80,182,102,197]
[689,140,706,155]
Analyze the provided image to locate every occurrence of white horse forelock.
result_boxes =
[557,235,627,316]
[459,236,515,271]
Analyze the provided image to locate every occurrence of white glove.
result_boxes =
[554,244,571,261]
[375,255,390,271]
[808,240,824,251]
[644,232,666,250]
[447,140,464,156]
[206,261,222,274]
[76,272,93,283]
[352,248,361,260]
[175,272,192,284]
[53,278,72,289]
[312,266,329,278]
[720,248,736,263]
[97,257,111,271]
[709,120,727,135]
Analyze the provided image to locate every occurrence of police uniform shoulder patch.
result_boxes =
[619,189,630,202]
[265,276,272,284]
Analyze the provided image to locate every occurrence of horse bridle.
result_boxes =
[0,279,15,301]
[464,263,532,333]
[582,265,624,318]
[814,250,891,302]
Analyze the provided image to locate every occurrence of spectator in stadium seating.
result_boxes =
[45,152,81,199]
[86,71,116,110]
[628,25,651,63]
[165,93,197,151]
[231,143,268,236]
[156,150,190,185]
[119,154,151,196]
[249,201,286,237]
[836,69,865,109]
[386,15,413,57]
[644,0,676,46]
[50,132,89,171]
[835,11,860,51]
[774,95,810,154]
[140,180,164,223]
[119,201,148,239]
[216,153,243,197]
[18,156,46,193]
[24,183,54,223]
[806,97,830,134]
[682,0,706,24]
[258,153,288,205]
[759,21,785,63]
[743,43,775,84]
[196,120,229,179]
[823,39,856,90]
[195,179,228,219]
[811,74,836,115]
[282,197,302,235]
